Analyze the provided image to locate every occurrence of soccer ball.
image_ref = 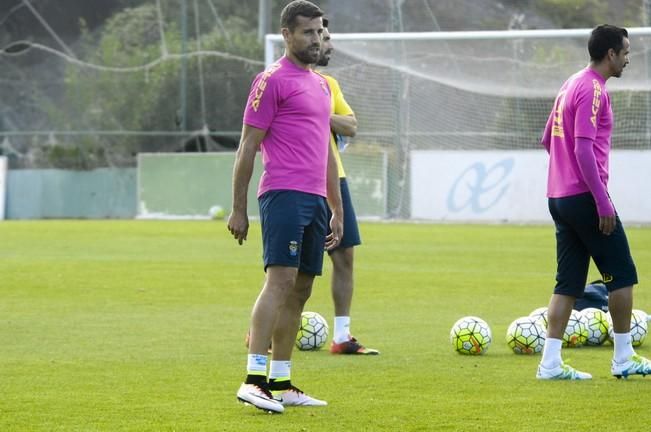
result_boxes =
[633,309,649,323]
[631,310,648,347]
[609,310,648,347]
[295,311,328,351]
[529,307,549,330]
[208,205,225,220]
[450,316,492,355]
[563,309,588,347]
[506,316,546,354]
[580,307,609,346]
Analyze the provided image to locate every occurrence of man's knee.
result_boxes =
[292,272,316,303]
[265,266,298,295]
[331,247,354,272]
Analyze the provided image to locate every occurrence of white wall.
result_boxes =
[0,156,7,220]
[411,150,651,223]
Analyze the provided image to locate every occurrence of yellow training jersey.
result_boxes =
[320,73,354,178]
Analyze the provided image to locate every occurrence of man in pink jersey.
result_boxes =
[537,24,651,380]
[228,0,343,413]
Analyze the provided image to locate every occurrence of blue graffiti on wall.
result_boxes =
[447,158,514,213]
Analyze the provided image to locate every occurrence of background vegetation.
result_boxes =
[1,0,649,168]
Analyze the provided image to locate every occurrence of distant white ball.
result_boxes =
[529,307,549,329]
[580,307,609,346]
[209,205,226,220]
[633,309,648,323]
[631,310,648,347]
[506,316,546,354]
[563,309,588,347]
[296,311,328,350]
[449,316,492,355]
[606,311,648,347]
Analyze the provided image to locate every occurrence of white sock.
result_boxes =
[613,332,635,364]
[247,354,267,375]
[269,360,291,381]
[333,316,351,343]
[540,338,563,369]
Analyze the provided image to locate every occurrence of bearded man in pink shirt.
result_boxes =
[537,24,651,380]
[228,0,342,414]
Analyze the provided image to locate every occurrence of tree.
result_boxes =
[39,2,263,168]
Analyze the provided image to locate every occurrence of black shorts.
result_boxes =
[326,178,362,253]
[548,192,637,297]
[258,190,328,276]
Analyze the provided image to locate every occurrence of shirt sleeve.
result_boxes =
[540,110,553,153]
[575,137,614,217]
[243,72,280,131]
[330,78,354,117]
[574,79,601,140]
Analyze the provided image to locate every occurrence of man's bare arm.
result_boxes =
[330,114,357,138]
[227,124,266,245]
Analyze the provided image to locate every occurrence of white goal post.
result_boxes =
[267,27,651,65]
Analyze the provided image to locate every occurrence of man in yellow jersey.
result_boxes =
[316,19,379,355]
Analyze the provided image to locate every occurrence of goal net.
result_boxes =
[267,28,651,218]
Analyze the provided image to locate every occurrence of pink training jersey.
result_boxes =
[541,67,613,203]
[243,56,331,198]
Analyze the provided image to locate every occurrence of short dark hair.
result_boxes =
[588,24,628,62]
[280,0,324,32]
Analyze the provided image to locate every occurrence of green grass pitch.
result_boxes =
[1,220,650,431]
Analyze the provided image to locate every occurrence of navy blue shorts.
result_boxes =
[327,178,362,253]
[548,192,637,297]
[258,190,328,276]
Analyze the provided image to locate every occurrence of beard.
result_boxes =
[614,65,625,78]
[293,45,320,65]
[316,54,330,67]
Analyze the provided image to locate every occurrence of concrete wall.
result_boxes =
[6,168,137,219]
[137,152,388,219]
[9,150,647,222]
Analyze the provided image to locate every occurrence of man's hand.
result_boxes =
[325,212,343,250]
[599,215,616,236]
[228,210,249,245]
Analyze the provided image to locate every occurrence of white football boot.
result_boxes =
[536,363,592,380]
[237,383,284,413]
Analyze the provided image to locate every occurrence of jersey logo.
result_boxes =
[250,63,282,112]
[590,79,602,128]
[552,90,566,138]
[319,78,329,96]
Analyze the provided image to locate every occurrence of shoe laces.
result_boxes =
[287,384,305,395]
[560,364,579,378]
[346,337,364,349]
[631,354,651,369]
[270,382,304,396]
[350,336,363,344]
[252,382,273,399]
